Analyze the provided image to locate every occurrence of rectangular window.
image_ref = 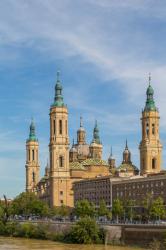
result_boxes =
[32,149,35,161]
[29,149,30,161]
[60,191,63,195]
[59,120,62,134]
[59,156,63,167]
[53,120,56,135]
[65,120,67,135]
[60,200,63,205]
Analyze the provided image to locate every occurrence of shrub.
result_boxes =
[65,217,104,244]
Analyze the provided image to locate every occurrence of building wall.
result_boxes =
[73,174,166,208]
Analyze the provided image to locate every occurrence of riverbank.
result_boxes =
[1,221,166,249]
[0,237,147,250]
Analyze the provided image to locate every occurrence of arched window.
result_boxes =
[32,172,35,182]
[59,120,62,134]
[152,158,156,169]
[152,123,155,135]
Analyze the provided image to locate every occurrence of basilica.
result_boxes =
[25,73,162,207]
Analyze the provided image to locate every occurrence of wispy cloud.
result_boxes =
[0,0,166,196]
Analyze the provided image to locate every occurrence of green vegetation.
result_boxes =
[11,192,50,217]
[65,217,105,244]
[150,197,166,221]
[74,199,96,218]
[112,198,124,223]
[149,239,166,250]
[0,195,106,244]
[98,199,112,219]
[0,218,105,244]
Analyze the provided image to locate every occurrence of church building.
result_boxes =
[25,73,162,207]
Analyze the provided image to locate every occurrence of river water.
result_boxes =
[0,237,145,250]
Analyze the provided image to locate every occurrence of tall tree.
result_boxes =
[98,200,110,217]
[150,197,166,221]
[74,200,96,218]
[112,199,124,223]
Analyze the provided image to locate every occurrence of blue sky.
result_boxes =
[1,0,166,198]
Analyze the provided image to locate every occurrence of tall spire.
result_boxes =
[28,119,37,141]
[80,116,83,127]
[109,146,114,160]
[52,71,64,107]
[144,74,157,112]
[122,140,131,164]
[148,72,151,86]
[92,120,101,144]
[125,139,128,149]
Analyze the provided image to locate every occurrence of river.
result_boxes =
[0,237,146,250]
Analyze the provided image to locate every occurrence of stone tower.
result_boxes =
[69,139,78,162]
[25,120,40,192]
[139,75,162,175]
[108,147,116,170]
[77,116,86,145]
[49,72,71,207]
[89,120,102,159]
[122,140,132,164]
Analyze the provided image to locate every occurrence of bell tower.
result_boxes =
[77,116,86,145]
[49,72,71,207]
[89,120,103,159]
[139,75,162,175]
[25,120,40,192]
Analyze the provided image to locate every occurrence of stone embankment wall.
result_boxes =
[122,225,166,245]
[23,221,166,245]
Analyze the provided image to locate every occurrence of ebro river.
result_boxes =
[0,237,146,250]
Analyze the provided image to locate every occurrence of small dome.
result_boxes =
[78,126,85,132]
[146,85,154,95]
[70,147,77,153]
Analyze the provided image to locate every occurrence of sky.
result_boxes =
[1,0,166,198]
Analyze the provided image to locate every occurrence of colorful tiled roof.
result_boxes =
[117,163,139,172]
[81,158,108,166]
[69,162,85,170]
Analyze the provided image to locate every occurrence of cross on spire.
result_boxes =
[149,72,151,86]
[80,116,83,127]
[125,139,128,149]
[57,70,60,81]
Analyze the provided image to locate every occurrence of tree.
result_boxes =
[150,197,166,221]
[124,199,136,222]
[57,205,70,217]
[98,200,110,218]
[112,199,124,223]
[68,217,103,244]
[74,200,96,218]
[0,195,12,224]
[11,192,49,217]
[142,193,154,221]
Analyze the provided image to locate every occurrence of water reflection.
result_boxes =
[0,237,144,250]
